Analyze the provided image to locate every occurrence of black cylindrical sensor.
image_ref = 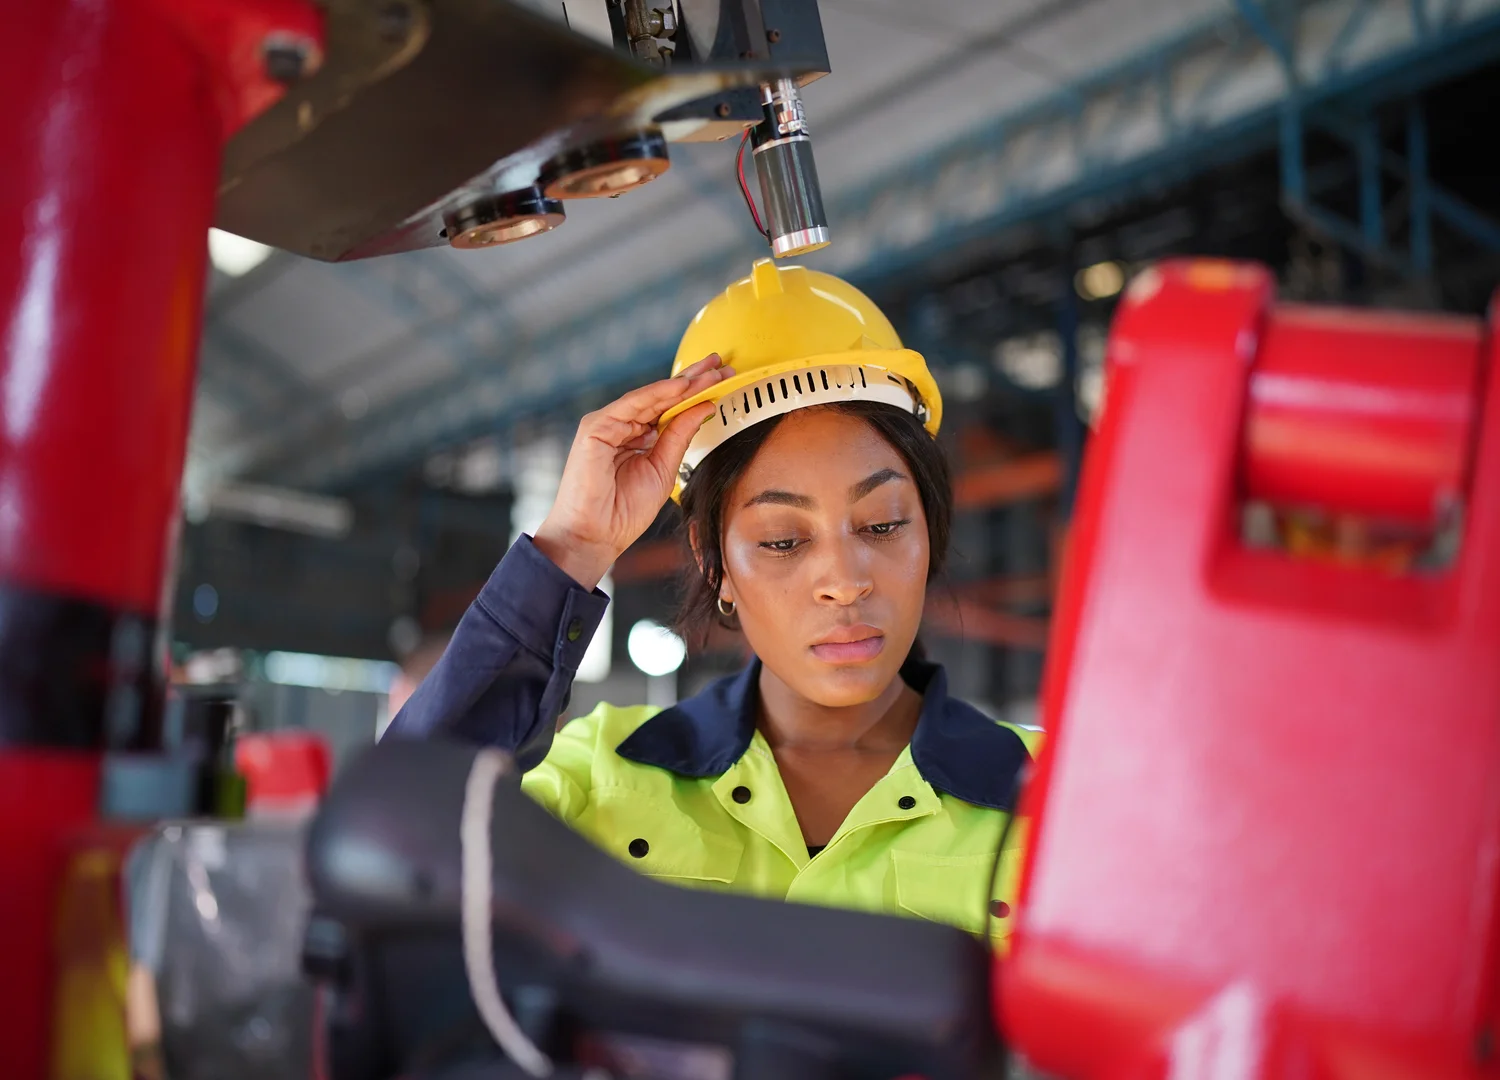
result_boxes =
[752,79,830,258]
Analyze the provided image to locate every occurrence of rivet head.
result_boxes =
[628,838,649,859]
[898,795,917,810]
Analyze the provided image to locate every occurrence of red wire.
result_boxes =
[736,129,769,240]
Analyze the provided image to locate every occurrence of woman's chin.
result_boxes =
[792,661,899,709]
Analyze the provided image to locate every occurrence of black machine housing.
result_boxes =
[217,0,831,261]
[302,739,1003,1080]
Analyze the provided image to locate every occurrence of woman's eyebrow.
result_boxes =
[744,489,815,509]
[849,468,906,503]
[744,469,908,509]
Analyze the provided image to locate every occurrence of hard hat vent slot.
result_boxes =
[678,362,929,500]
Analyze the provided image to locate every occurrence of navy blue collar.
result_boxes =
[614,658,1030,811]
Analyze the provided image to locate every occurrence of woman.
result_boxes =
[387,259,1036,940]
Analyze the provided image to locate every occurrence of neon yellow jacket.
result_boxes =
[387,536,1038,940]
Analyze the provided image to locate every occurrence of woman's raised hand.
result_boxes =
[533,354,733,590]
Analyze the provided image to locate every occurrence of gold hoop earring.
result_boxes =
[716,596,736,617]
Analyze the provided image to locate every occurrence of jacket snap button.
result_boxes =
[628,838,649,859]
[732,785,751,804]
[990,899,1011,919]
[566,618,583,643]
[898,795,916,810]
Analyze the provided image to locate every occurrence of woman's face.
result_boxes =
[720,409,930,708]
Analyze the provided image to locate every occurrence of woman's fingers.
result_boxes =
[676,353,724,380]
[598,355,734,424]
[581,413,650,451]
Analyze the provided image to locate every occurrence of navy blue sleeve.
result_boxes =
[381,534,610,771]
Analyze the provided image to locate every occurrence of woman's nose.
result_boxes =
[814,536,874,606]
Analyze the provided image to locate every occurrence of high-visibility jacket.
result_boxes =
[386,536,1037,941]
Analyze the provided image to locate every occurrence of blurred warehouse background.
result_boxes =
[173,0,1500,767]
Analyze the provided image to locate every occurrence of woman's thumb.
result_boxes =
[649,401,716,479]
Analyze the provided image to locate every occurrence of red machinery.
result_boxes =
[1006,260,1500,1079]
[236,730,332,816]
[0,1,323,1075]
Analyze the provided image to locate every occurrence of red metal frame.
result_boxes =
[1002,260,1500,1079]
[0,1,320,1075]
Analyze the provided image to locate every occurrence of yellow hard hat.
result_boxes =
[662,258,942,501]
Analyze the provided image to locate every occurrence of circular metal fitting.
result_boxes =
[771,226,830,258]
[540,129,671,200]
[443,186,565,249]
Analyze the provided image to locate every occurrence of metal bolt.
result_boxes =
[262,35,318,83]
[377,2,414,43]
[766,28,781,43]
[715,102,731,118]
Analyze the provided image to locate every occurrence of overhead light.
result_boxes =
[995,332,1063,390]
[206,482,353,538]
[1075,261,1126,301]
[264,651,399,693]
[944,362,989,403]
[627,619,686,678]
[208,228,273,277]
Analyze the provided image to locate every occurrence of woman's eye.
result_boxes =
[865,519,911,538]
[760,538,801,553]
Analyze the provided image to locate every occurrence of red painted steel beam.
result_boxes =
[923,596,1051,650]
[953,452,1062,510]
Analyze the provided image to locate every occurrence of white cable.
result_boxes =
[460,748,554,1077]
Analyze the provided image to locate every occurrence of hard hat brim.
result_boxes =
[662,349,942,502]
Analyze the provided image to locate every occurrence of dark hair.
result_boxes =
[676,401,953,647]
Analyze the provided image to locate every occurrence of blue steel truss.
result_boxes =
[1234,0,1500,274]
[1278,100,1500,275]
[259,0,1500,490]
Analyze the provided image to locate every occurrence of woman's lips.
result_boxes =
[810,630,886,665]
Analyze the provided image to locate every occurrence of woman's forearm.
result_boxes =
[381,535,609,770]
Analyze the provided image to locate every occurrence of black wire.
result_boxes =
[984,763,1030,937]
[736,129,770,242]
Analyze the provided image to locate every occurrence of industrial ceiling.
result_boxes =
[187,0,1500,493]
